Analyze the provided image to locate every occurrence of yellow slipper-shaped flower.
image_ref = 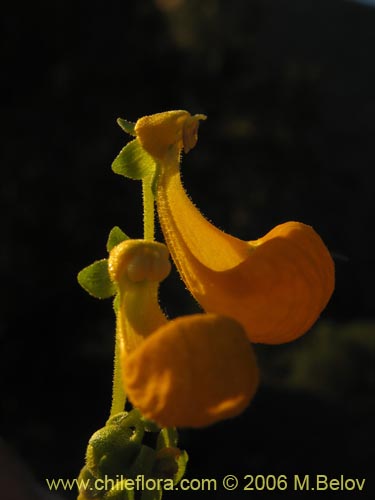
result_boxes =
[123,313,259,428]
[134,110,335,344]
[108,239,259,428]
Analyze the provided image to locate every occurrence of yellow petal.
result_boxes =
[155,142,334,344]
[134,110,249,270]
[157,156,251,271]
[184,221,335,344]
[133,110,335,344]
[122,314,259,428]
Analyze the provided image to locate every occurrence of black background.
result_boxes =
[1,1,374,499]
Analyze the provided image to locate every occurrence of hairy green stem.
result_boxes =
[109,174,155,418]
[110,324,126,417]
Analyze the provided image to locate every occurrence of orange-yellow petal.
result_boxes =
[157,156,250,271]
[179,221,335,344]
[133,110,335,344]
[157,163,335,344]
[122,314,259,428]
[156,142,334,345]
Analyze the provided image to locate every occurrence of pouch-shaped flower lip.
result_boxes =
[134,110,335,344]
[122,313,259,428]
[203,223,333,344]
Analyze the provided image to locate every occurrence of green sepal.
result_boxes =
[156,428,178,451]
[106,226,130,252]
[117,118,136,136]
[141,417,160,433]
[174,449,189,485]
[155,428,187,485]
[153,448,178,479]
[155,447,189,482]
[126,445,156,477]
[77,465,101,499]
[78,259,116,299]
[112,139,156,180]
[87,411,145,478]
[87,427,140,478]
[106,410,145,445]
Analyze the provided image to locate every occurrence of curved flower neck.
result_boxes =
[134,110,253,271]
[154,141,252,273]
[108,240,170,354]
[132,110,335,345]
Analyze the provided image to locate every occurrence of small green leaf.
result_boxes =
[126,445,156,477]
[117,117,136,136]
[112,139,156,180]
[106,226,130,252]
[77,259,116,299]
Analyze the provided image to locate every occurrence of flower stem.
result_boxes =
[110,323,126,417]
[109,174,155,418]
[142,174,155,241]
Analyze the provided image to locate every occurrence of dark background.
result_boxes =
[1,0,374,499]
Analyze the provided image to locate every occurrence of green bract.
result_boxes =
[77,259,116,299]
[77,410,187,500]
[112,139,156,180]
[78,226,130,299]
[156,427,178,449]
[117,117,136,136]
[156,427,188,485]
[107,226,130,252]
